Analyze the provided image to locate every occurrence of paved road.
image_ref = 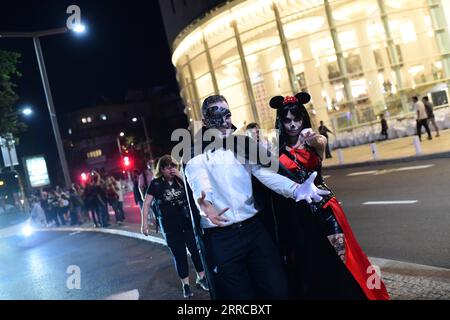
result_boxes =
[0,231,209,300]
[323,158,450,269]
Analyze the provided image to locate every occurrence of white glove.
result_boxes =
[294,171,330,204]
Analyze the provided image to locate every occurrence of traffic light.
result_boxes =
[80,172,88,182]
[122,156,133,170]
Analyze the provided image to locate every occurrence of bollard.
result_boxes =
[413,136,422,155]
[337,148,344,165]
[370,143,379,160]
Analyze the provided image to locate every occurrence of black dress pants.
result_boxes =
[203,218,288,300]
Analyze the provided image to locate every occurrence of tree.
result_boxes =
[0,50,25,141]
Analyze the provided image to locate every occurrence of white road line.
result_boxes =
[105,289,140,300]
[362,200,418,205]
[69,231,81,236]
[348,164,434,177]
[323,175,331,179]
[347,170,378,176]
[394,164,435,172]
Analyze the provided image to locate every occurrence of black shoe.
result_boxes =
[196,277,209,292]
[183,284,193,298]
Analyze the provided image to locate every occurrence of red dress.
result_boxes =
[280,146,390,300]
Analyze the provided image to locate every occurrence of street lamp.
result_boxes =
[0,26,87,189]
[131,116,153,160]
[21,107,33,116]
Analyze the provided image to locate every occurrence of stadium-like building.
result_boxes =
[160,0,450,133]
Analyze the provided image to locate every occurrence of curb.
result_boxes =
[369,257,450,281]
[323,151,450,170]
[36,227,450,280]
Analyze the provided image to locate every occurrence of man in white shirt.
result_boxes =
[413,96,432,141]
[184,95,329,299]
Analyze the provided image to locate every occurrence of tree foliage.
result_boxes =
[0,50,25,140]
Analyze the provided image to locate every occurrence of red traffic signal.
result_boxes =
[122,156,133,170]
[80,172,88,182]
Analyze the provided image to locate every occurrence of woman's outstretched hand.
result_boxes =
[294,172,330,204]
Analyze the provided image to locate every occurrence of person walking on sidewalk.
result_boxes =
[379,114,388,141]
[413,96,432,141]
[422,96,440,137]
[138,160,154,204]
[141,155,209,298]
[318,120,335,158]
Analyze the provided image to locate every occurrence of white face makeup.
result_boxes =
[282,111,303,137]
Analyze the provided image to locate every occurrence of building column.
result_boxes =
[186,55,202,121]
[324,0,357,125]
[297,36,332,127]
[428,0,450,81]
[354,20,385,114]
[202,32,219,95]
[377,0,409,113]
[232,20,260,125]
[177,71,195,126]
[272,2,299,94]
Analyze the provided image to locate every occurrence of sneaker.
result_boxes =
[196,277,209,292]
[183,284,193,298]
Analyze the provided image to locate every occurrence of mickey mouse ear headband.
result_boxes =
[269,92,311,109]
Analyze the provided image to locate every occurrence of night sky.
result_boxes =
[0,0,178,185]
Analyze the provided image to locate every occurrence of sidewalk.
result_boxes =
[37,221,450,300]
[323,128,450,169]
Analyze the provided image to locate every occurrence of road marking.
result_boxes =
[323,175,331,179]
[69,231,81,236]
[347,170,378,176]
[362,200,418,205]
[105,289,140,300]
[348,164,434,177]
[394,164,435,172]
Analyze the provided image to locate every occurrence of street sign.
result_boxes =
[23,155,51,188]
[0,137,19,167]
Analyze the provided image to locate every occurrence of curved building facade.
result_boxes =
[169,0,450,132]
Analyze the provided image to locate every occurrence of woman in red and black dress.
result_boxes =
[269,92,390,300]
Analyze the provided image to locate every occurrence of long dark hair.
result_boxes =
[270,92,312,149]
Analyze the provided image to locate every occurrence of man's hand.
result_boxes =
[294,171,330,204]
[197,191,229,227]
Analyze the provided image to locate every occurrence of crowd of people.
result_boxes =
[29,171,125,228]
[24,90,410,300]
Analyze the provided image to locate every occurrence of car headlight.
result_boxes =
[21,224,33,237]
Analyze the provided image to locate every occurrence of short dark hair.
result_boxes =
[246,122,259,130]
[201,95,228,117]
[422,96,429,101]
[412,96,418,101]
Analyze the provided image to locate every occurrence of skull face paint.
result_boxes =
[203,100,233,136]
[282,111,303,137]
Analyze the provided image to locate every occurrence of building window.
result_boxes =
[87,149,102,159]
